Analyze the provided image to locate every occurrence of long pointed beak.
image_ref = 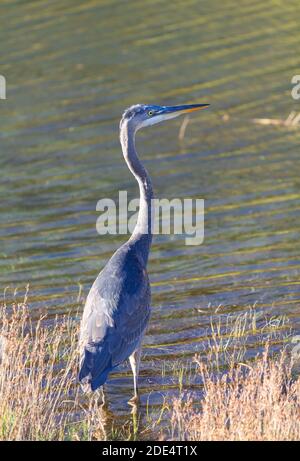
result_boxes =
[161,103,210,115]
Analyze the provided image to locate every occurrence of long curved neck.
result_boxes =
[120,122,154,265]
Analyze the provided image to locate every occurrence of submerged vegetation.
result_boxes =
[0,294,299,441]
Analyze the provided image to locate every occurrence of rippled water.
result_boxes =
[1,0,300,435]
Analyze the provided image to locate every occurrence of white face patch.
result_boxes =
[138,111,182,130]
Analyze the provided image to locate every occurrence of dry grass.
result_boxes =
[0,293,298,441]
[171,346,300,441]
[169,309,300,441]
[221,111,300,129]
[253,111,300,128]
[0,295,135,441]
[0,298,82,440]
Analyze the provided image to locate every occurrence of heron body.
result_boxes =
[79,102,209,402]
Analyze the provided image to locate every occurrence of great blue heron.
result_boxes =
[79,103,209,403]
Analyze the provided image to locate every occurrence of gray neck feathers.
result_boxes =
[120,121,154,265]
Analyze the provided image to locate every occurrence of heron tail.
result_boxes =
[79,342,113,391]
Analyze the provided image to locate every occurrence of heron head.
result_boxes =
[120,103,209,132]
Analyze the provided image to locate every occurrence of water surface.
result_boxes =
[1,0,300,436]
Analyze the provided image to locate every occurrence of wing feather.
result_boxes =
[79,244,151,390]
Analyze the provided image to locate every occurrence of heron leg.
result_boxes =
[128,345,142,404]
[93,385,106,408]
[100,386,106,406]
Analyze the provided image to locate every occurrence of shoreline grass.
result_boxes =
[0,301,81,440]
[0,296,299,441]
[171,347,300,441]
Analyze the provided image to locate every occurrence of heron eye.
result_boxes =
[147,110,154,117]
